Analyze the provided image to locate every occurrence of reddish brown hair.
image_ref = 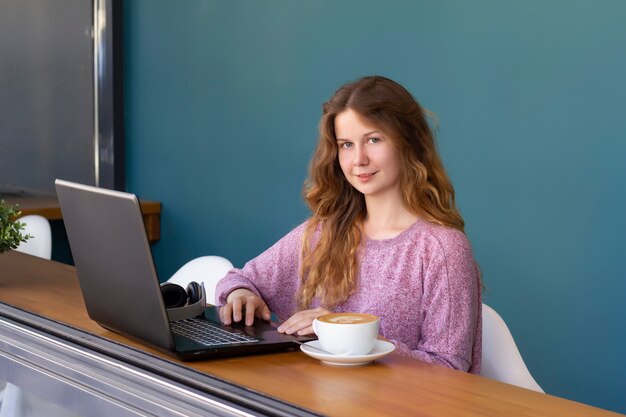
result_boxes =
[298,76,464,309]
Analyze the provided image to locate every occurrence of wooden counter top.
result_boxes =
[0,251,621,417]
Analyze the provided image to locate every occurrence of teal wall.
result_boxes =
[123,1,626,413]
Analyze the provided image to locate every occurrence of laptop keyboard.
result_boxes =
[171,318,260,346]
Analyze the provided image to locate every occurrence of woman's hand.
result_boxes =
[277,307,331,336]
[219,288,271,326]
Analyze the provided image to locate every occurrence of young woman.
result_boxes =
[216,76,482,373]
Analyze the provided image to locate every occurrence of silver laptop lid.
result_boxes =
[55,179,174,350]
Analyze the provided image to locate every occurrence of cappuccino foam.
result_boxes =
[318,313,378,325]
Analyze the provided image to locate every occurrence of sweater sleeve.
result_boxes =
[214,223,306,321]
[391,230,481,373]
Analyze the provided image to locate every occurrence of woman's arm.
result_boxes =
[396,230,481,372]
[215,222,307,323]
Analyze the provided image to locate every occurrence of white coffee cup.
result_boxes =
[312,313,380,356]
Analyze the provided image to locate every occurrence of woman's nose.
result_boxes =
[353,145,368,167]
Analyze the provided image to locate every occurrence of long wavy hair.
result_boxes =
[298,76,465,309]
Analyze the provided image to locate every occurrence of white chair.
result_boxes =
[167,256,234,305]
[481,304,544,392]
[14,215,52,260]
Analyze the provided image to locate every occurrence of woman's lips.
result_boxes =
[355,172,376,181]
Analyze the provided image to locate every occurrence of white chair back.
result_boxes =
[481,303,544,392]
[167,256,234,305]
[14,215,52,260]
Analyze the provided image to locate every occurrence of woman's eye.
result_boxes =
[368,137,381,144]
[340,142,353,148]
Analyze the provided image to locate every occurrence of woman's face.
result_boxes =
[334,109,402,200]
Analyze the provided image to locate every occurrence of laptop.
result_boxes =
[55,179,314,361]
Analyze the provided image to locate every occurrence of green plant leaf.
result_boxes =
[0,199,31,253]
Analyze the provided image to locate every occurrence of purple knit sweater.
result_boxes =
[216,217,482,373]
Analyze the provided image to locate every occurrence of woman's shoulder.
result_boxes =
[410,217,472,253]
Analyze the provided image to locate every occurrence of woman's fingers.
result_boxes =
[221,293,271,326]
[245,297,258,326]
[231,296,244,323]
[256,303,271,321]
[296,324,314,336]
[277,307,330,334]
[219,303,233,325]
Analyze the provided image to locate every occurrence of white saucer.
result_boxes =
[300,340,395,366]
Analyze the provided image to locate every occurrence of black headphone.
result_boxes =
[160,281,202,308]
[159,281,205,321]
